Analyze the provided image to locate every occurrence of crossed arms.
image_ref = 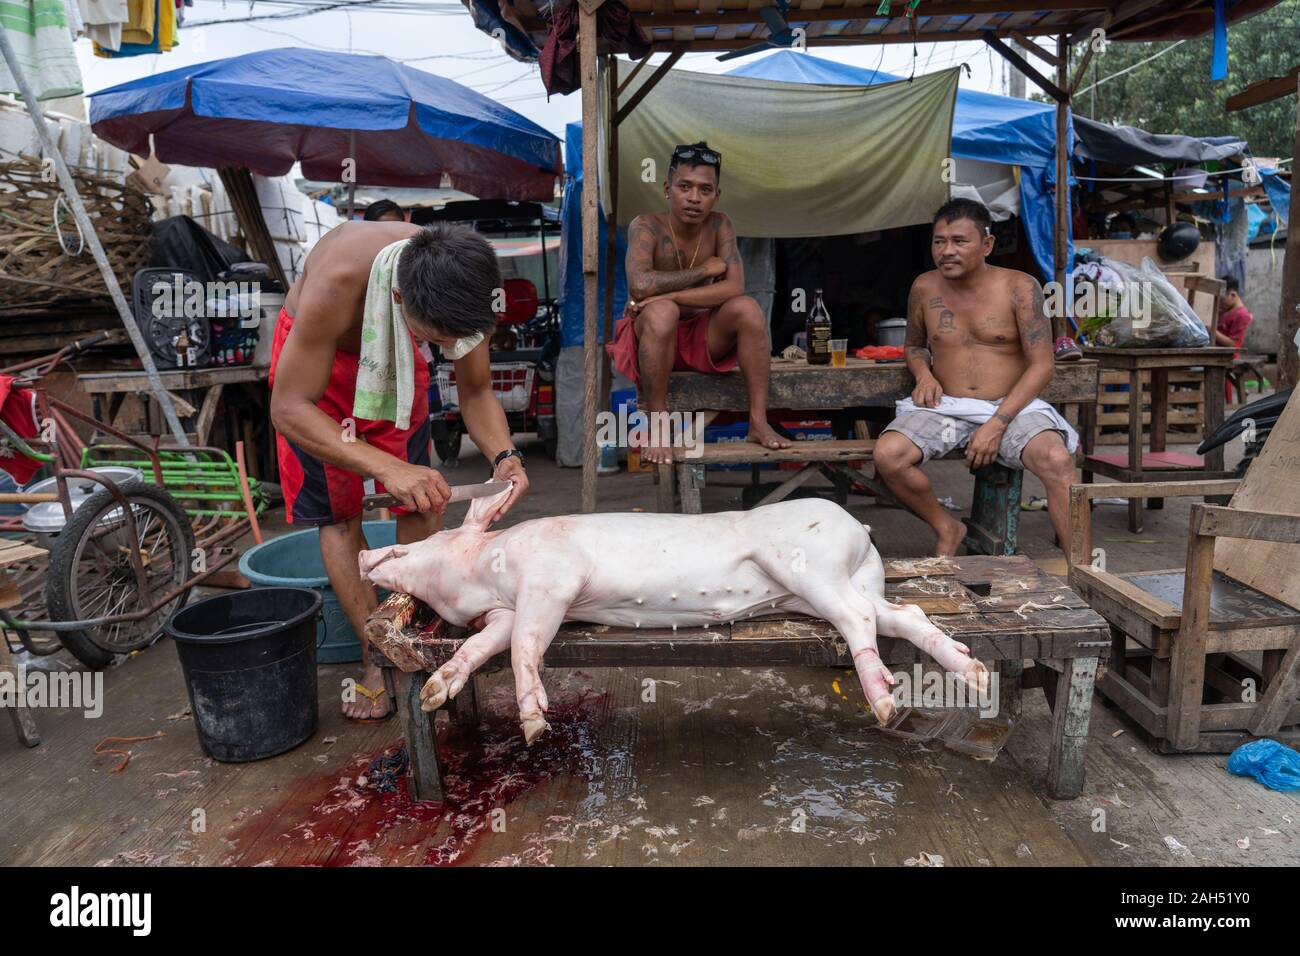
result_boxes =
[625,213,745,310]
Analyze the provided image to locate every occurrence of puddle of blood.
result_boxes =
[225,689,609,867]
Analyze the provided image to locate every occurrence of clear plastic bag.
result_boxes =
[1226,738,1300,791]
[1092,256,1211,348]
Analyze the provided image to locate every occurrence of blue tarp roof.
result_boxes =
[725,50,1059,170]
[89,48,560,199]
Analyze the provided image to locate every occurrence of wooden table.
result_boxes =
[366,555,1111,802]
[653,357,1100,554]
[78,364,269,445]
[1079,347,1236,533]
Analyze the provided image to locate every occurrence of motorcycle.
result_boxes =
[1197,387,1293,479]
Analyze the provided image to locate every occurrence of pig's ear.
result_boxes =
[358,544,410,579]
[463,481,514,533]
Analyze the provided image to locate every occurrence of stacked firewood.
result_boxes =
[0,156,152,314]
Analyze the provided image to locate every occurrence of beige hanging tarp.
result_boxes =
[601,64,959,238]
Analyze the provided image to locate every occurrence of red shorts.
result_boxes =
[269,307,430,526]
[606,307,739,386]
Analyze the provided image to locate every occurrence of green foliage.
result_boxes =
[1029,0,1299,156]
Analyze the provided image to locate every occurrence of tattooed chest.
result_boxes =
[653,227,716,270]
[925,296,1018,349]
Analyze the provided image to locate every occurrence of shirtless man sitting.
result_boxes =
[609,142,790,463]
[874,198,1079,557]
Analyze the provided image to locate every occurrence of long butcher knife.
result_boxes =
[362,479,511,512]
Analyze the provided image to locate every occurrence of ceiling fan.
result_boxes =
[715,2,799,62]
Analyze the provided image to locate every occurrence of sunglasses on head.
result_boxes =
[672,145,720,166]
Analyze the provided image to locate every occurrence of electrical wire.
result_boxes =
[1074,39,1187,96]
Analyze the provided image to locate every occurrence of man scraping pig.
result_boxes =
[359,487,988,743]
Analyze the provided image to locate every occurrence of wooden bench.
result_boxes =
[653,358,1098,556]
[366,555,1110,803]
[1068,391,1300,752]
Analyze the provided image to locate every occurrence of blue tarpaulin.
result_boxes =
[560,122,627,348]
[88,48,561,200]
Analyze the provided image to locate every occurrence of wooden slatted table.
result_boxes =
[366,555,1110,804]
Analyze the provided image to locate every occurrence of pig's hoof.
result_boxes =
[870,695,897,726]
[963,660,990,696]
[520,714,550,746]
[420,673,448,712]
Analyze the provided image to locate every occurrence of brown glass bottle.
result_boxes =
[807,288,832,365]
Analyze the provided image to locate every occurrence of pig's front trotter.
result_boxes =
[419,663,469,713]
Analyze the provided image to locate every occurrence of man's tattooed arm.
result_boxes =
[625,216,716,300]
[904,284,932,369]
[993,273,1056,424]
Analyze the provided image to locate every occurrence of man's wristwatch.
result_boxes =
[493,448,525,472]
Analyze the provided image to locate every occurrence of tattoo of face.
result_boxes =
[938,309,956,333]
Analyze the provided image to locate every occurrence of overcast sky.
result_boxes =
[75,0,1024,140]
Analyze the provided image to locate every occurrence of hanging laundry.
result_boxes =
[94,0,175,57]
[62,0,83,39]
[0,0,84,100]
[540,0,649,97]
[78,0,130,53]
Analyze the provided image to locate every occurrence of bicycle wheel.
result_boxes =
[45,481,196,668]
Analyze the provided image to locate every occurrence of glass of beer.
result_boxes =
[830,338,848,367]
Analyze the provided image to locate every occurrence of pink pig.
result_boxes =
[359,487,988,744]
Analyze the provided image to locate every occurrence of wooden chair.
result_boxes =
[1067,389,1300,752]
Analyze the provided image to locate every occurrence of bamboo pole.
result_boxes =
[1279,75,1300,389]
[0,28,191,448]
[601,55,619,432]
[579,3,601,512]
[1054,33,1070,341]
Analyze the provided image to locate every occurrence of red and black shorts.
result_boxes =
[269,307,431,527]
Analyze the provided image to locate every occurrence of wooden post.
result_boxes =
[602,55,620,426]
[1053,34,1070,342]
[579,1,604,512]
[1278,76,1300,389]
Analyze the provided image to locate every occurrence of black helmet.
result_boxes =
[1158,221,1200,261]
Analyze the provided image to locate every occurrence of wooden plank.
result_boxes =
[76,364,269,393]
[1069,565,1181,629]
[1248,629,1300,736]
[661,359,1098,412]
[1224,66,1300,114]
[1215,391,1300,609]
[0,633,39,746]
[1200,505,1300,546]
[1097,667,1166,737]
[678,438,874,464]
[1046,656,1099,799]
[388,668,443,803]
[1167,515,1215,751]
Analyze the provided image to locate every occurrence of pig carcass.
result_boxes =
[359,488,987,743]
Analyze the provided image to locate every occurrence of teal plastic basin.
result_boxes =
[237,520,396,664]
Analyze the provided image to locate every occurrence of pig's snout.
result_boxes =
[358,544,409,584]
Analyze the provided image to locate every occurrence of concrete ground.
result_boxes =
[2,424,1297,867]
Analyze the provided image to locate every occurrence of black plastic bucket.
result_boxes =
[166,587,323,763]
